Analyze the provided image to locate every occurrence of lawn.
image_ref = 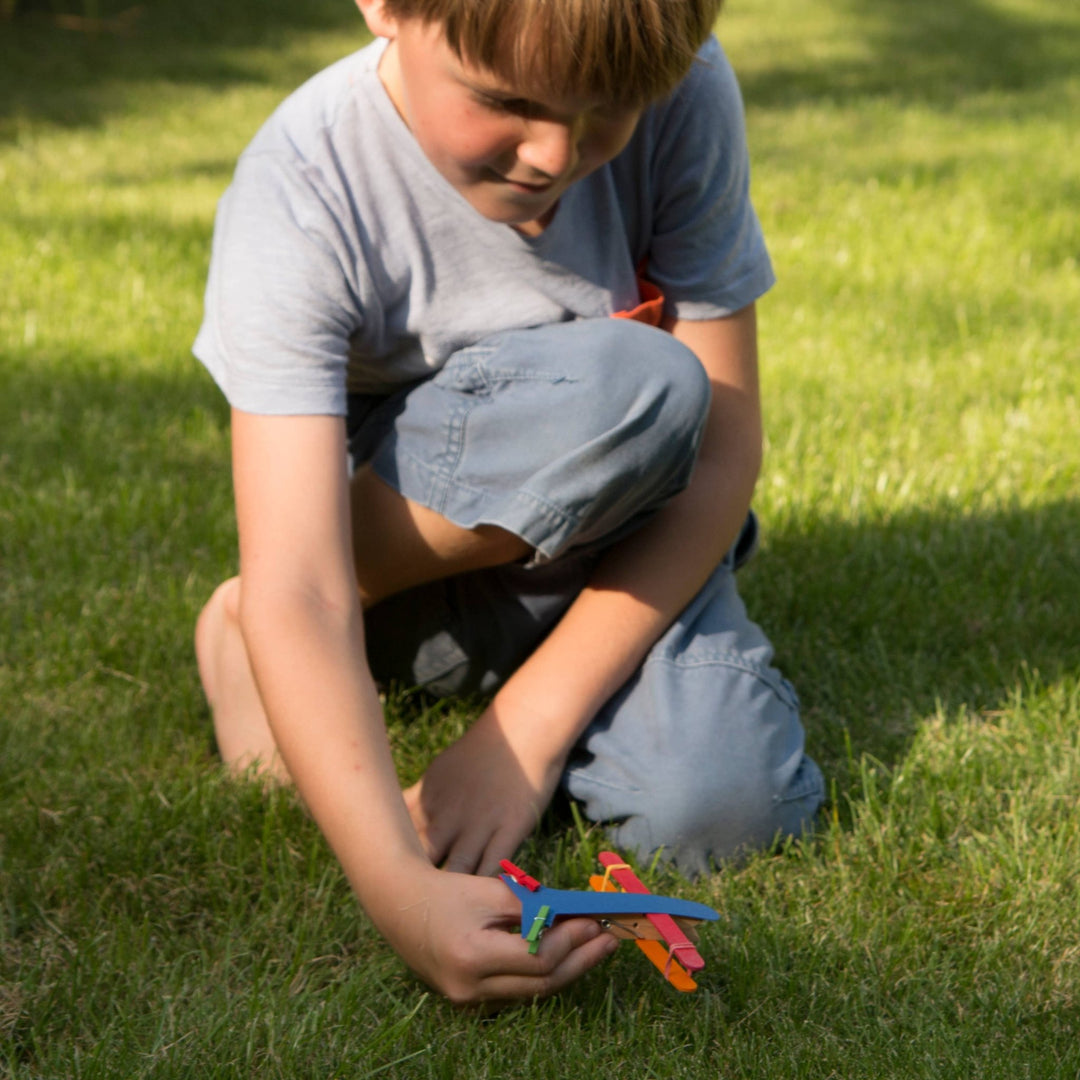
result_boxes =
[2,0,1079,1076]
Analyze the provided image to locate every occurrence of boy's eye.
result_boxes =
[475,94,541,118]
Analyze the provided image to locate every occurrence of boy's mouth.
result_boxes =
[493,171,555,195]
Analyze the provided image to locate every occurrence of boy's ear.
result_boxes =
[355,0,399,39]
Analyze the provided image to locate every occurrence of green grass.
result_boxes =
[3,0,1079,1075]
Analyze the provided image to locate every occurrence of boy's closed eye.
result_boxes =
[471,91,641,132]
[472,92,546,119]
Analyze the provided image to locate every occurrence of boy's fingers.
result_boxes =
[534,915,616,962]
[412,823,443,867]
[477,915,608,975]
[442,840,484,876]
[444,817,517,876]
[477,824,525,878]
[476,922,618,1001]
[436,822,524,880]
[403,788,451,866]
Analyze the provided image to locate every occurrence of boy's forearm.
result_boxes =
[492,443,759,760]
[239,587,431,909]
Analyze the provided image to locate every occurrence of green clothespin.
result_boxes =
[526,905,551,954]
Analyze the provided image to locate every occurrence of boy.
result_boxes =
[193,0,823,1004]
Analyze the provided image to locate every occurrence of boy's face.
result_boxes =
[375,16,643,235]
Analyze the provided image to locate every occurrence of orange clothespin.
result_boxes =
[589,850,707,993]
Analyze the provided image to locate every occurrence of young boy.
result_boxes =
[193,0,824,1004]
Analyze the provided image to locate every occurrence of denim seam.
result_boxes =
[438,392,471,509]
[472,369,582,389]
[563,767,642,796]
[443,349,582,393]
[641,651,800,708]
[420,371,584,535]
[773,764,825,805]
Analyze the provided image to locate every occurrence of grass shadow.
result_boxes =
[0,353,233,676]
[737,0,1080,111]
[7,0,1080,139]
[745,497,1080,785]
[0,0,368,136]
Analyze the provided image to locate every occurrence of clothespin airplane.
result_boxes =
[499,851,720,992]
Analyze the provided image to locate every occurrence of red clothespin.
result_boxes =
[499,859,541,892]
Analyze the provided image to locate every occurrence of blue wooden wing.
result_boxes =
[501,875,719,942]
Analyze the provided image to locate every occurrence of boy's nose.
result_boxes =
[517,118,579,181]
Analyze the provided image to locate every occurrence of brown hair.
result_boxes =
[379,0,723,106]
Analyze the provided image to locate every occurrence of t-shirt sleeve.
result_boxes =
[644,36,774,320]
[193,148,362,417]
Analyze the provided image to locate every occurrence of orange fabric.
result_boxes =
[612,273,665,328]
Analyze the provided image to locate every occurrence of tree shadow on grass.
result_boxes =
[1,347,233,651]
[738,0,1080,111]
[744,497,1080,786]
[5,0,1080,138]
[0,0,368,137]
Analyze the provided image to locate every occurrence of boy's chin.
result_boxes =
[470,196,559,233]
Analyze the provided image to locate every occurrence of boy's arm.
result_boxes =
[228,408,615,1002]
[405,304,763,875]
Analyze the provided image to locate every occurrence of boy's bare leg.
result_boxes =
[349,465,530,606]
[196,467,530,777]
[195,577,292,780]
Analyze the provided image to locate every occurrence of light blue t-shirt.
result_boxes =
[194,34,774,413]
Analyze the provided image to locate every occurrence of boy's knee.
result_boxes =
[195,577,242,696]
[207,576,242,627]
[358,318,711,560]
[567,627,826,877]
[482,317,709,450]
[612,750,825,878]
[576,319,711,455]
[505,319,711,550]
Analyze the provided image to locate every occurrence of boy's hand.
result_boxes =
[379,866,617,1005]
[403,701,567,876]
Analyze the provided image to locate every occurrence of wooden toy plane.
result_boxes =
[500,851,719,992]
